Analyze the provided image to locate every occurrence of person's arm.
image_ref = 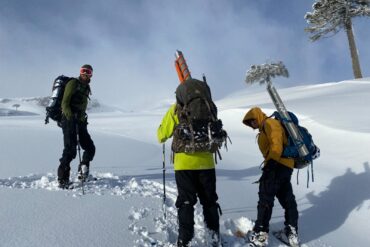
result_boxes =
[157,104,178,143]
[61,79,76,120]
[265,120,284,162]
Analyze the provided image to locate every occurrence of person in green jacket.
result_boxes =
[158,102,221,247]
[57,64,96,188]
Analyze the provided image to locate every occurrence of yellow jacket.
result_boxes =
[243,107,294,169]
[157,104,215,171]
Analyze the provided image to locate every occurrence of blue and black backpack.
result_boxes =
[270,111,320,169]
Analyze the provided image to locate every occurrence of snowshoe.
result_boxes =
[273,225,300,247]
[77,164,89,181]
[247,231,268,247]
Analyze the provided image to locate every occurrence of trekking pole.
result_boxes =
[162,143,166,219]
[75,115,84,195]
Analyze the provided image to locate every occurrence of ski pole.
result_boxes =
[75,115,84,195]
[162,143,166,219]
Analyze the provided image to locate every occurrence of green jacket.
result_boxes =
[61,78,90,121]
[157,104,215,171]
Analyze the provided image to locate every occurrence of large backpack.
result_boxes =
[171,78,229,157]
[270,111,320,169]
[45,75,72,124]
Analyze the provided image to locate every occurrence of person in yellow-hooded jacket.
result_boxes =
[243,107,299,247]
[157,79,221,247]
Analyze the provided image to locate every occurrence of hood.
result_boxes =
[242,107,267,129]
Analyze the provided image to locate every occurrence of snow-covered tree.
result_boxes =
[305,0,370,78]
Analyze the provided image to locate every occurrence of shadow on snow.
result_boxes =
[272,161,370,244]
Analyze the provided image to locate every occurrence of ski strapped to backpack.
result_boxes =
[172,50,230,162]
[45,75,72,125]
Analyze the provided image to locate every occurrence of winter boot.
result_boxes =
[248,231,268,247]
[57,163,70,188]
[58,178,71,189]
[78,162,89,181]
[283,225,300,247]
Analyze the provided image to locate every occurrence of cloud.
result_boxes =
[0,0,368,110]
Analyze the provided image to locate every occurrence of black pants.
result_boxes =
[253,160,298,233]
[175,169,220,244]
[58,117,95,181]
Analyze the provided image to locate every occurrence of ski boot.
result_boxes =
[248,231,268,247]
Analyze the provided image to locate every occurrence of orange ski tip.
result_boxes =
[174,50,191,83]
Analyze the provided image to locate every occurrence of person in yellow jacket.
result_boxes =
[243,107,299,247]
[158,103,221,247]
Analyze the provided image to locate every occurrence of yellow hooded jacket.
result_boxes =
[157,104,215,171]
[243,107,294,169]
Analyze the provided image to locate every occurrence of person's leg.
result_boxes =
[175,170,198,246]
[58,118,77,185]
[197,169,220,233]
[78,122,95,164]
[253,169,278,233]
[276,179,298,230]
[197,169,221,246]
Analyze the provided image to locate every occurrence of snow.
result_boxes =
[1,78,370,246]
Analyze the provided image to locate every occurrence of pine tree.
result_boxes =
[305,0,370,78]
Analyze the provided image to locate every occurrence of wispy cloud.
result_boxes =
[0,0,368,110]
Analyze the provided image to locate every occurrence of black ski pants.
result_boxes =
[58,117,95,181]
[253,160,298,233]
[175,169,220,244]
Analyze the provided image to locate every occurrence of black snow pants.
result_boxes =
[58,117,95,181]
[175,169,220,244]
[253,160,298,233]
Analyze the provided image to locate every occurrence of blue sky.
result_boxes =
[0,0,369,110]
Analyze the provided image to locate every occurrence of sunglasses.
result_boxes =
[80,68,93,76]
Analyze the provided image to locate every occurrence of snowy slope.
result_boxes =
[0,97,122,117]
[0,78,370,247]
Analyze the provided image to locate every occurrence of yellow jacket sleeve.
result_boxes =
[157,104,178,143]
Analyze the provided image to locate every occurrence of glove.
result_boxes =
[79,113,88,123]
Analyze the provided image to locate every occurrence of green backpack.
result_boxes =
[172,78,229,157]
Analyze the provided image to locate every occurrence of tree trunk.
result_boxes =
[345,18,362,79]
